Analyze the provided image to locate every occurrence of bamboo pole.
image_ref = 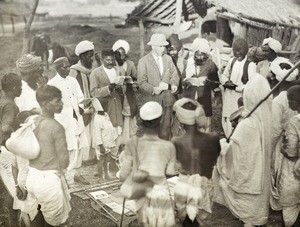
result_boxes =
[174,0,183,34]
[139,19,145,59]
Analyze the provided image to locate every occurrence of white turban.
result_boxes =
[191,38,211,54]
[173,98,206,126]
[112,40,130,54]
[75,40,94,56]
[270,57,298,82]
[262,37,282,53]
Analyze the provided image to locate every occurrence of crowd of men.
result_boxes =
[0,31,300,227]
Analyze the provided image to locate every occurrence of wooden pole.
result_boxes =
[11,16,15,33]
[22,0,39,55]
[139,19,145,59]
[0,14,5,35]
[174,0,183,34]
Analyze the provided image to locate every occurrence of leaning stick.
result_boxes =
[226,60,300,142]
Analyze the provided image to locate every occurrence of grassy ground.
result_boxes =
[0,16,283,227]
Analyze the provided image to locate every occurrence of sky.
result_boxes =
[36,0,140,17]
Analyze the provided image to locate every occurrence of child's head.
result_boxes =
[287,85,300,112]
[232,38,248,61]
[140,101,162,129]
[36,85,63,114]
[1,73,22,97]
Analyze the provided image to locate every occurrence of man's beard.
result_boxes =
[116,57,125,66]
[195,59,204,66]
[83,61,93,69]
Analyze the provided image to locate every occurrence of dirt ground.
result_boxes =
[0,16,283,227]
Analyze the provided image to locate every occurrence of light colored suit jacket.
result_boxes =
[137,52,179,104]
[90,66,124,127]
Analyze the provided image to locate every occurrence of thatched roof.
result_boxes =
[0,2,31,17]
[126,0,197,26]
[127,0,300,29]
[207,0,300,29]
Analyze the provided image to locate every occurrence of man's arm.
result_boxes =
[2,103,18,142]
[52,123,69,170]
[220,58,233,85]
[166,143,176,176]
[137,58,155,94]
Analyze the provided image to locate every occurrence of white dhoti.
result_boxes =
[26,167,71,226]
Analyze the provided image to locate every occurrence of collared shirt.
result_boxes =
[152,53,163,75]
[48,74,85,150]
[15,80,40,112]
[103,66,118,83]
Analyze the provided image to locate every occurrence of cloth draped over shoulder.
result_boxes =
[213,74,272,226]
[70,61,92,99]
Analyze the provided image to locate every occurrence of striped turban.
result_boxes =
[16,54,42,74]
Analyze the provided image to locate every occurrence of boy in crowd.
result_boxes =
[26,85,71,227]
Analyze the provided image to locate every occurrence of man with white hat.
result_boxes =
[183,38,220,132]
[69,40,96,163]
[137,33,180,140]
[256,37,283,80]
[118,101,176,227]
[112,39,138,144]
[69,40,95,98]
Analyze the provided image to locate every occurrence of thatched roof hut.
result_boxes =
[127,0,300,50]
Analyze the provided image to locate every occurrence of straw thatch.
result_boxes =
[127,0,300,28]
[126,0,196,26]
[126,0,300,49]
[206,0,300,29]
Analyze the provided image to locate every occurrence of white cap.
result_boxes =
[112,40,130,54]
[75,40,94,56]
[140,101,163,121]
[270,57,298,82]
[262,37,282,53]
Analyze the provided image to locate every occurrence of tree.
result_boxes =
[21,0,39,55]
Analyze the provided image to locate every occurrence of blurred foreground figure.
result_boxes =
[213,74,272,226]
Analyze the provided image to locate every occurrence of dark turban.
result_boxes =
[167,34,183,51]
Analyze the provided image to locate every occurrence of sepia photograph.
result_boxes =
[0,0,300,226]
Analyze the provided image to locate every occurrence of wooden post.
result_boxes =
[139,19,145,59]
[11,16,15,33]
[0,14,5,35]
[22,0,39,55]
[174,0,183,34]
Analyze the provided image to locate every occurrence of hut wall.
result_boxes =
[216,17,233,46]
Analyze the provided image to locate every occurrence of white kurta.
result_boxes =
[48,74,86,151]
[221,57,256,118]
[270,91,297,210]
[15,80,40,112]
